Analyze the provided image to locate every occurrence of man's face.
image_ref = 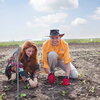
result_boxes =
[50,35,60,46]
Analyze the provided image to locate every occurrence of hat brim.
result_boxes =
[49,34,64,37]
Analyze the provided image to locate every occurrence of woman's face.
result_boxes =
[25,47,35,57]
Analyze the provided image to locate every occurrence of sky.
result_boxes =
[0,0,100,41]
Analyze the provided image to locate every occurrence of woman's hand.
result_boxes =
[21,76,27,81]
[28,78,38,88]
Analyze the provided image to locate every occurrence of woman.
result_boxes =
[5,41,40,88]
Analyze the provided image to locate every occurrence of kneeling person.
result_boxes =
[5,41,39,88]
[42,29,78,85]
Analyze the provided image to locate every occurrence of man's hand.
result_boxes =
[47,73,56,84]
[61,77,70,86]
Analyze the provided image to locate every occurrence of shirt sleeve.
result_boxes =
[18,62,30,78]
[63,43,72,64]
[42,43,49,69]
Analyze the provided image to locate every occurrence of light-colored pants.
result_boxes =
[48,51,78,78]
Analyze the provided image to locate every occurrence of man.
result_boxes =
[42,29,78,85]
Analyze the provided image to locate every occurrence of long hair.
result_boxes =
[19,41,38,72]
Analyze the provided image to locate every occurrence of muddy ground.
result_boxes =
[0,43,100,100]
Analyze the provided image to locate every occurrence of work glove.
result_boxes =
[61,77,70,86]
[47,73,56,84]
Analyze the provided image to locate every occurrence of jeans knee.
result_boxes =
[48,51,58,59]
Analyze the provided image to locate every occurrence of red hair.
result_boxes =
[19,41,38,72]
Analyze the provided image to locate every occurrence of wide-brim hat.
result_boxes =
[49,29,64,37]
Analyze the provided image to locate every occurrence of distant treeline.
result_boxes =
[0,38,100,46]
[65,38,100,43]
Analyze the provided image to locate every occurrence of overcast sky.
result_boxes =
[0,0,100,41]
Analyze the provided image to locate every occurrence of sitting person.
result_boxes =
[42,29,78,85]
[5,41,40,88]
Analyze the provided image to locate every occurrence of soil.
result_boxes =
[0,43,100,100]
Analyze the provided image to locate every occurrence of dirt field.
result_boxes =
[0,43,100,100]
